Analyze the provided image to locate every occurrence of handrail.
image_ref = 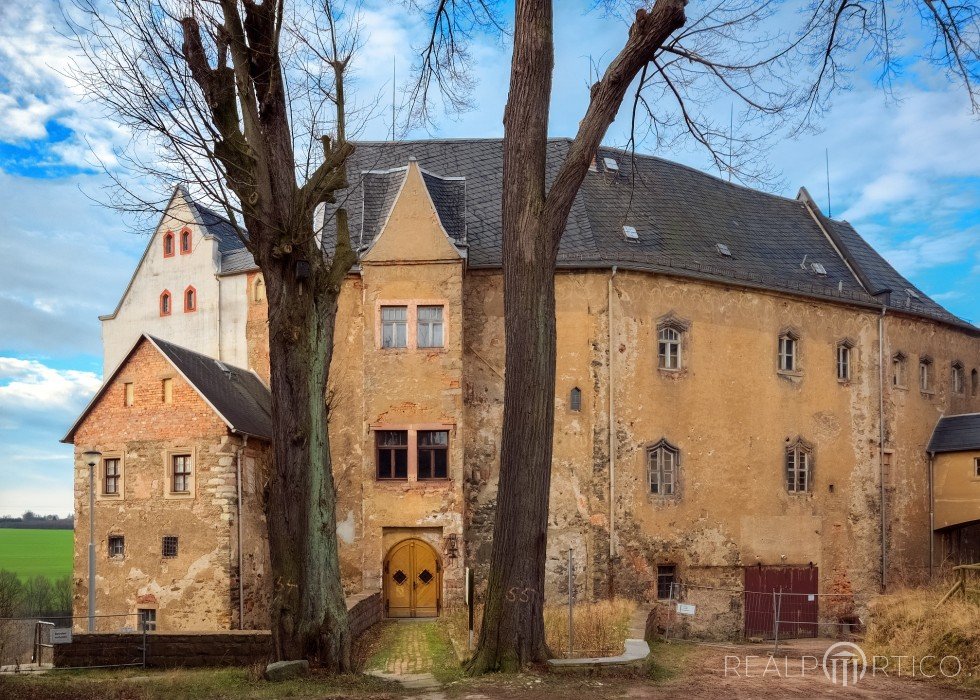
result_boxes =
[32,620,55,664]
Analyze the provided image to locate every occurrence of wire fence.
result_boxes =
[0,612,151,672]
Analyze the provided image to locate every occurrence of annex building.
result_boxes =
[64,139,980,636]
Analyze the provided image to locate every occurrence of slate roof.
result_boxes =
[213,138,972,331]
[187,199,247,253]
[63,335,272,442]
[927,414,980,454]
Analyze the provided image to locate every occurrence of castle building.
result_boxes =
[64,139,980,635]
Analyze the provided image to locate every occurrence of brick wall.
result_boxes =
[54,631,272,669]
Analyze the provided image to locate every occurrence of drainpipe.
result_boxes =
[878,307,887,592]
[215,272,223,361]
[608,266,618,590]
[236,434,248,628]
[928,451,935,579]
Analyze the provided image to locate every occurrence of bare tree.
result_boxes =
[67,0,366,668]
[409,0,980,672]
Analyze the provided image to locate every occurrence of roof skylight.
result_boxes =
[623,225,639,240]
[811,262,827,275]
[716,243,732,257]
[603,157,620,172]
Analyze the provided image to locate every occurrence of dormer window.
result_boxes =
[163,232,175,257]
[184,286,197,313]
[160,290,172,316]
[180,228,192,254]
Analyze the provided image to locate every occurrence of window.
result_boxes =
[380,306,408,348]
[919,357,933,393]
[647,440,679,496]
[162,536,178,558]
[376,430,408,479]
[952,362,965,395]
[973,369,979,397]
[253,276,266,303]
[138,608,156,631]
[892,352,907,387]
[786,439,812,493]
[180,228,192,254]
[656,565,676,600]
[162,378,173,404]
[171,454,192,493]
[658,326,682,370]
[417,306,444,348]
[836,341,853,382]
[108,535,124,558]
[778,332,799,372]
[160,290,172,316]
[104,458,121,495]
[163,232,175,257]
[183,286,197,312]
[569,387,582,412]
[124,382,134,407]
[417,430,449,479]
[974,457,980,479]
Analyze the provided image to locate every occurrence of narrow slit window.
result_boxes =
[184,287,197,312]
[163,232,175,257]
[952,362,965,394]
[376,430,408,479]
[569,387,582,412]
[417,306,444,348]
[180,229,192,253]
[836,342,852,381]
[380,306,408,348]
[124,382,134,407]
[972,369,978,397]
[162,378,173,404]
[160,291,172,316]
[417,430,449,480]
[920,357,933,392]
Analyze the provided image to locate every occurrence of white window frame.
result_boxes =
[919,357,933,393]
[836,341,853,382]
[658,326,682,370]
[786,439,812,493]
[778,333,799,373]
[380,305,409,349]
[417,305,445,348]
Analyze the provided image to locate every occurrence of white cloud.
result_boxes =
[0,357,100,411]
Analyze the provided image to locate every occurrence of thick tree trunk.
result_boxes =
[263,246,351,670]
[468,0,556,673]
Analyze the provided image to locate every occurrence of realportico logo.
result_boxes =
[822,642,866,686]
[723,641,962,686]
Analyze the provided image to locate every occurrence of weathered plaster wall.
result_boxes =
[933,451,980,530]
[72,340,239,631]
[101,191,249,374]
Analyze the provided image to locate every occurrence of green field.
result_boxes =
[0,528,74,581]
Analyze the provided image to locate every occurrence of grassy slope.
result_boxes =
[0,529,73,581]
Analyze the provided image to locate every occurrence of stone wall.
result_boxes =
[346,591,382,639]
[53,631,272,669]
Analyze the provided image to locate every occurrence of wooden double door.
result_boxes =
[384,538,442,618]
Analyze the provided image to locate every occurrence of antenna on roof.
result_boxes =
[391,56,396,141]
[800,254,808,269]
[825,148,831,217]
[728,103,733,183]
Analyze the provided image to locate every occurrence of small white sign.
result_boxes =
[51,628,72,644]
[676,603,696,616]
[808,594,816,602]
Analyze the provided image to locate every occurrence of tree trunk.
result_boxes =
[467,0,556,672]
[263,244,351,670]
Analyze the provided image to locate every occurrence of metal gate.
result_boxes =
[744,566,818,638]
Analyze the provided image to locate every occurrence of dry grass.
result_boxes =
[445,598,636,660]
[864,584,980,689]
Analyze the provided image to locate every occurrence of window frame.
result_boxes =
[376,430,409,480]
[656,565,677,600]
[123,382,134,407]
[183,286,197,313]
[974,457,980,480]
[778,331,800,374]
[952,362,965,395]
[972,369,979,397]
[179,227,192,254]
[161,536,178,558]
[162,231,175,258]
[159,290,172,317]
[171,454,192,493]
[380,305,409,349]
[919,356,934,394]
[892,352,908,389]
[416,430,449,480]
[569,387,582,412]
[103,457,121,496]
[836,340,854,382]
[657,325,682,371]
[163,448,197,499]
[416,305,445,349]
[647,439,679,497]
[138,608,157,632]
[786,438,813,493]
[108,535,125,558]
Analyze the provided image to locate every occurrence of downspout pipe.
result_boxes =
[928,451,935,579]
[235,434,248,628]
[878,306,887,592]
[608,266,618,589]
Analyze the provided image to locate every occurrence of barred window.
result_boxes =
[658,326,682,370]
[172,454,191,493]
[380,306,408,348]
[786,440,812,493]
[648,440,679,496]
[778,332,799,372]
[376,430,408,479]
[162,536,178,558]
[417,306,444,348]
[104,458,120,495]
[108,535,124,558]
[417,430,449,479]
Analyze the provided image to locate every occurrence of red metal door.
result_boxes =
[744,566,818,638]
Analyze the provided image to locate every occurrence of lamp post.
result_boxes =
[82,450,101,633]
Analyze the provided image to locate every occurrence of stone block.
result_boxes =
[264,659,309,681]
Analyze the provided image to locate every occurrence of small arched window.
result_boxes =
[159,290,172,316]
[179,228,192,254]
[786,438,813,493]
[184,286,197,312]
[919,356,933,393]
[647,439,679,496]
[253,275,266,303]
[658,326,682,370]
[569,387,582,412]
[163,232,175,257]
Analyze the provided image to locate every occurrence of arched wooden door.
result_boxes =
[384,538,442,618]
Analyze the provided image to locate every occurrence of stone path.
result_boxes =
[366,620,446,699]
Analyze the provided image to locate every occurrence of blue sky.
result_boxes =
[1,1,979,516]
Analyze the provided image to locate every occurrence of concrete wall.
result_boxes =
[101,191,249,374]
